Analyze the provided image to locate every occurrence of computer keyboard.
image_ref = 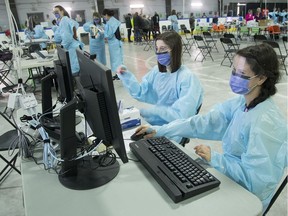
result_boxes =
[129,137,221,203]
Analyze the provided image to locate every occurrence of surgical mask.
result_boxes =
[156,52,171,66]
[103,17,108,22]
[54,13,61,19]
[229,71,258,95]
[93,18,100,24]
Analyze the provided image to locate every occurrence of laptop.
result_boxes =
[35,50,54,59]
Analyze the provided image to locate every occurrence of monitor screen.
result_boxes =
[55,45,74,102]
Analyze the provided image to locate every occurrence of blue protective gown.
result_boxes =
[52,25,58,33]
[104,16,123,73]
[54,16,84,74]
[168,15,179,33]
[118,65,204,127]
[83,21,106,65]
[152,96,287,211]
[33,25,49,49]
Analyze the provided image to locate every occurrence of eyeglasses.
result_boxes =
[232,69,257,80]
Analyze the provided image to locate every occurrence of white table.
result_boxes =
[21,142,263,216]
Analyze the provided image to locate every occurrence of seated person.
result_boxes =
[117,31,203,142]
[136,43,287,212]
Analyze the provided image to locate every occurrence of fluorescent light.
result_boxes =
[191,2,203,7]
[130,4,144,8]
[237,3,246,6]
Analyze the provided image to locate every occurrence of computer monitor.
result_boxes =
[57,49,128,190]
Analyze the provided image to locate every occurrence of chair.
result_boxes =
[161,25,167,32]
[220,37,239,67]
[180,24,188,33]
[263,40,287,75]
[268,25,281,41]
[181,37,191,56]
[223,33,240,49]
[0,50,16,93]
[194,35,214,62]
[253,34,268,44]
[282,36,288,55]
[203,31,219,52]
[263,175,288,215]
[0,129,21,184]
[184,32,195,49]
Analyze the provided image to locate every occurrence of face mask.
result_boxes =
[54,13,61,19]
[157,52,171,66]
[93,19,100,24]
[103,17,108,21]
[229,72,258,95]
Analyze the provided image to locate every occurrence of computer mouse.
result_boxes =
[130,132,147,141]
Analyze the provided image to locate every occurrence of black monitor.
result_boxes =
[58,49,128,190]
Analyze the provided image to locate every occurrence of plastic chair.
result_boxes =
[194,35,214,62]
[268,25,281,41]
[263,40,287,75]
[220,37,239,67]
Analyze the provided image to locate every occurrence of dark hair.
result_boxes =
[52,19,57,25]
[27,16,36,31]
[102,9,114,16]
[236,43,280,108]
[93,12,102,25]
[156,31,182,73]
[54,5,70,18]
[171,9,176,15]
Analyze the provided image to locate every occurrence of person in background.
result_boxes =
[51,19,58,33]
[133,12,143,43]
[53,5,84,76]
[254,8,263,22]
[168,9,179,33]
[116,31,203,142]
[245,9,254,22]
[124,13,133,42]
[25,16,49,49]
[83,12,106,66]
[189,12,195,34]
[136,43,287,212]
[202,12,207,18]
[102,9,123,80]
[152,12,160,34]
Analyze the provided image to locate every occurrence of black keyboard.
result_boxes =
[130,137,221,203]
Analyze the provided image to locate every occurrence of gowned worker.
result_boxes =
[117,31,203,142]
[136,43,287,212]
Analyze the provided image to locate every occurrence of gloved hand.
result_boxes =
[116,65,127,75]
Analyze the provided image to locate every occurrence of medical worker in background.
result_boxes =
[102,9,123,80]
[53,5,84,75]
[136,43,287,212]
[83,12,106,65]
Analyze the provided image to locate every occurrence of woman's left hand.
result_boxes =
[194,145,211,162]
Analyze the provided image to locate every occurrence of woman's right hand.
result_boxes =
[135,125,156,139]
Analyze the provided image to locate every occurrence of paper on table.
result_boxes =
[122,129,137,153]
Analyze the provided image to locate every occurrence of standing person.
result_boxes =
[189,12,195,34]
[168,10,179,33]
[83,12,106,65]
[133,12,143,43]
[53,5,84,76]
[124,13,133,42]
[136,43,287,212]
[102,9,123,80]
[116,31,203,140]
[152,12,160,34]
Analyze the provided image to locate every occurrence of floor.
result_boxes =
[0,35,287,216]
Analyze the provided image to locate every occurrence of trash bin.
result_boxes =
[80,33,89,45]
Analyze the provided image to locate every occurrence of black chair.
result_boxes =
[184,32,195,49]
[282,36,288,55]
[220,37,239,67]
[223,33,240,49]
[194,35,214,62]
[263,175,288,215]
[181,37,191,56]
[161,25,167,32]
[263,40,287,75]
[253,34,268,45]
[203,31,219,52]
[0,129,21,184]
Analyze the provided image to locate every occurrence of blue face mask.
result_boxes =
[54,13,61,19]
[229,71,258,95]
[156,52,171,66]
[93,18,100,24]
[103,17,108,22]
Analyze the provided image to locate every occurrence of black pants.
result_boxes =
[127,28,132,42]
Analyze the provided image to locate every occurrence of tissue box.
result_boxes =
[119,107,141,130]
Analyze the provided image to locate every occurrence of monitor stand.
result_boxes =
[58,98,120,190]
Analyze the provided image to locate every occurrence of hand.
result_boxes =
[194,145,211,162]
[135,125,156,139]
[116,65,127,75]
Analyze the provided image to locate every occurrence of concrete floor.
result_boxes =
[0,36,287,216]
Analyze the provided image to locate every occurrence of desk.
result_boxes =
[21,144,263,216]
